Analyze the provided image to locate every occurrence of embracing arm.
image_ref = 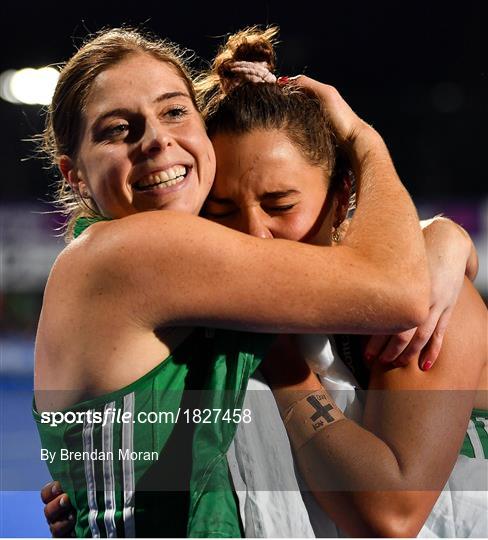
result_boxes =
[264,278,487,537]
[365,216,479,369]
[66,83,429,335]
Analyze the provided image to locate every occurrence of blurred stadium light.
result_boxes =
[0,67,59,105]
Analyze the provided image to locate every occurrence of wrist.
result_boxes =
[347,126,391,172]
[348,122,381,150]
[270,371,323,411]
[282,388,345,450]
[466,238,479,281]
[423,217,472,268]
[451,222,479,280]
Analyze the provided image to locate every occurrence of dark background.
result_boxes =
[1,0,487,204]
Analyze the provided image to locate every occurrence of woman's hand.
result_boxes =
[364,217,477,370]
[41,481,75,537]
[285,76,371,145]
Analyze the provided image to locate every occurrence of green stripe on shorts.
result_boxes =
[461,409,488,459]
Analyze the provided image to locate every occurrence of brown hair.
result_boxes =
[41,27,197,240]
[196,26,337,179]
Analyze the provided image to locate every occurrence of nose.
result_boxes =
[243,208,273,239]
[140,118,172,156]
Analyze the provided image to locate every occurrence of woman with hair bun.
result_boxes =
[196,26,487,538]
[36,26,485,538]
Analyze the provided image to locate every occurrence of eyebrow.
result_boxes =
[93,92,191,125]
[207,189,300,205]
[154,91,190,103]
[260,189,300,201]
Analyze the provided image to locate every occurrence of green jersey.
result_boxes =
[461,409,488,459]
[34,328,271,537]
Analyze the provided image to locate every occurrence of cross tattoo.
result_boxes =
[307,395,335,423]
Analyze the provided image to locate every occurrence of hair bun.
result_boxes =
[214,26,279,91]
[224,28,276,67]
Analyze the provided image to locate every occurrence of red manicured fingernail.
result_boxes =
[277,76,290,84]
[422,360,433,371]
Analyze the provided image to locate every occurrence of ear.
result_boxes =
[59,155,89,198]
[333,172,352,228]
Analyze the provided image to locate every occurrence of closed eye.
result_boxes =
[265,204,296,213]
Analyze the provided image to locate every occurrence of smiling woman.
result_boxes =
[32,26,436,538]
[58,54,215,220]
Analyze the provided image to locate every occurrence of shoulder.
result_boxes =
[45,211,247,328]
[53,212,206,281]
[68,211,238,265]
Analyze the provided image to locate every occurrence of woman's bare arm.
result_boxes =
[365,216,479,369]
[264,278,487,537]
[55,85,429,335]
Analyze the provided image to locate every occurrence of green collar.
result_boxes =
[73,216,110,238]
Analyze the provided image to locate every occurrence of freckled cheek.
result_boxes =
[184,134,216,185]
[87,159,130,201]
[178,127,211,154]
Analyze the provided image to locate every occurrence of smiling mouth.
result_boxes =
[133,165,189,191]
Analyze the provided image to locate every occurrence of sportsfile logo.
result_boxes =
[41,408,135,427]
[40,407,252,427]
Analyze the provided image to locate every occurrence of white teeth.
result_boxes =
[135,166,187,190]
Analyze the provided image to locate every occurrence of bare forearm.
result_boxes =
[273,382,450,491]
[267,341,463,538]
[266,281,486,536]
[270,371,410,492]
[273,384,453,537]
[342,128,429,310]
[292,80,430,320]
[295,419,438,537]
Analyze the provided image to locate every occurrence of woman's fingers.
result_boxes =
[417,308,452,370]
[289,76,366,143]
[49,516,76,538]
[363,305,451,370]
[392,309,444,369]
[44,493,73,525]
[377,327,418,365]
[363,335,388,365]
[41,481,63,504]
[41,484,76,538]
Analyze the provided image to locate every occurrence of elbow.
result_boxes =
[375,515,425,538]
[315,488,432,538]
[369,283,429,334]
[360,250,430,332]
[363,506,426,538]
[387,272,430,331]
[396,291,430,330]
